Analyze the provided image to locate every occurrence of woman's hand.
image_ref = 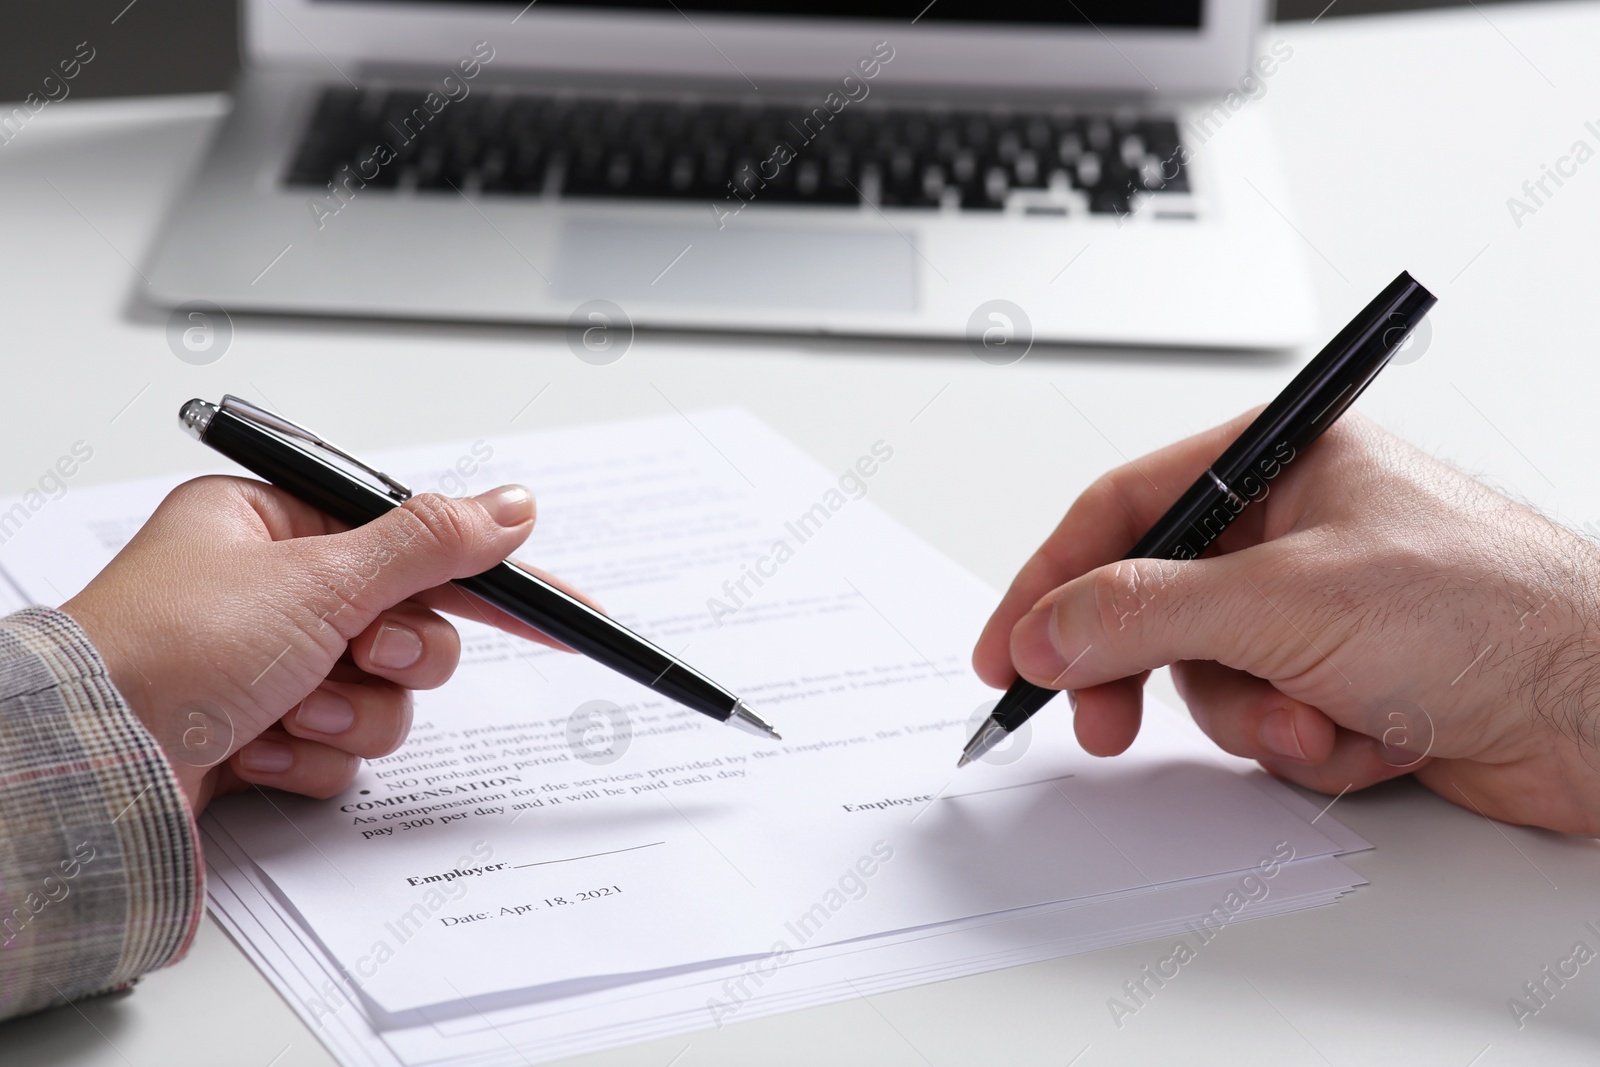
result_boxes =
[62,476,584,815]
[973,411,1600,834]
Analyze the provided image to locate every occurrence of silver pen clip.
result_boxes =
[219,394,412,500]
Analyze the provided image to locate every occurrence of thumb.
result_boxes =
[1008,547,1308,691]
[293,485,535,636]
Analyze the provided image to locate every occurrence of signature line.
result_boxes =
[514,841,665,869]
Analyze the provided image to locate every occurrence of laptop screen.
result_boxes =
[367,2,1203,29]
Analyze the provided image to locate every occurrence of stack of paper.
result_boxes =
[0,409,1368,1066]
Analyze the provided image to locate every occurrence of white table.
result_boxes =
[3,4,1599,1063]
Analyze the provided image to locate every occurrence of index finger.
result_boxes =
[973,408,1265,688]
[413,560,606,652]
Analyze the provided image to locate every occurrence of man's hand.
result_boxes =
[973,411,1600,834]
[62,477,589,815]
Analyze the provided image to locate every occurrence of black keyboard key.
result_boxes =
[949,149,978,185]
[1025,117,1052,152]
[1085,117,1112,153]
[413,146,447,190]
[1073,153,1102,190]
[879,157,939,207]
[1118,134,1145,169]
[483,142,546,193]
[1056,130,1085,165]
[983,165,1010,204]
[958,181,1002,211]
[1011,150,1044,188]
[666,153,696,194]
[995,129,1023,163]
[1144,158,1189,193]
[362,147,402,189]
[962,114,993,150]
[1089,188,1131,215]
[793,159,823,198]
[818,151,860,203]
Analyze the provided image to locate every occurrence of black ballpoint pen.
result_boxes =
[179,396,782,741]
[958,270,1437,768]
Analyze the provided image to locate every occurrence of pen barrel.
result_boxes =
[1209,272,1435,489]
[1125,472,1247,563]
[457,566,738,720]
[203,405,397,527]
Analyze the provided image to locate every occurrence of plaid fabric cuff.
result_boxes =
[0,607,203,1021]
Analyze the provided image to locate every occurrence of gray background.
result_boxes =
[0,0,1554,102]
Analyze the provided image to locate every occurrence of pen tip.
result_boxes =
[958,715,1010,769]
[727,700,783,742]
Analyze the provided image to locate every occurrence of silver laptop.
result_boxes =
[145,0,1314,350]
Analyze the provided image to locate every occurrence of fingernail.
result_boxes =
[239,739,293,774]
[370,622,423,670]
[1067,690,1079,712]
[476,484,533,527]
[1011,605,1067,682]
[1259,707,1308,761]
[296,690,355,735]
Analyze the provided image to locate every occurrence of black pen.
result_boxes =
[958,271,1436,768]
[179,396,782,741]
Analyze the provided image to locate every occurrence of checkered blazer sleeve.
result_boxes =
[0,607,203,1021]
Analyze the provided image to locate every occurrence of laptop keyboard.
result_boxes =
[285,86,1191,217]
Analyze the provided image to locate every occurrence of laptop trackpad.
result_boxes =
[553,220,917,312]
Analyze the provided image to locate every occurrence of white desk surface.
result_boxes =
[3,4,1599,1064]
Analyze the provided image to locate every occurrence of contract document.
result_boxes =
[0,407,1370,1064]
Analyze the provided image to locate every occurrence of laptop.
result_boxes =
[145,0,1314,350]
